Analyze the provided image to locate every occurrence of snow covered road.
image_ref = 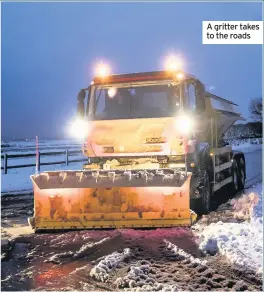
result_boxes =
[1,183,263,291]
[244,149,262,186]
[1,226,263,291]
[1,146,262,291]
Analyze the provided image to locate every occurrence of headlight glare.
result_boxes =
[175,115,193,134]
[69,118,90,140]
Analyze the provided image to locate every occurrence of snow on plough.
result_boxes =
[29,62,246,231]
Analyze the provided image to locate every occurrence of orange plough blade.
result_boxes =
[29,169,197,231]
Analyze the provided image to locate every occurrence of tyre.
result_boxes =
[231,159,239,193]
[200,169,211,214]
[191,168,211,215]
[237,157,246,191]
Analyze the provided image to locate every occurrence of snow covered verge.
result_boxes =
[198,183,263,275]
[1,139,82,153]
[1,162,84,194]
[230,140,262,154]
[1,139,84,194]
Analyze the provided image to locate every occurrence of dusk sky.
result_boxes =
[2,2,262,140]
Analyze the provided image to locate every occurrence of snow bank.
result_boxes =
[199,220,263,274]
[199,183,263,274]
[251,183,263,220]
[90,248,131,282]
[231,191,260,221]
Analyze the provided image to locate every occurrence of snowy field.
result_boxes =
[1,139,85,194]
[1,162,85,194]
[1,139,83,154]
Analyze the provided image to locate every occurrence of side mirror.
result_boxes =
[195,81,205,113]
[77,89,86,118]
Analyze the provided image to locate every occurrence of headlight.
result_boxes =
[175,115,193,134]
[69,118,90,139]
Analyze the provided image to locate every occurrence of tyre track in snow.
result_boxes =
[1,228,262,291]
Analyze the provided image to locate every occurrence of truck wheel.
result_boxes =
[237,158,245,191]
[191,169,211,215]
[200,169,211,214]
[231,160,239,193]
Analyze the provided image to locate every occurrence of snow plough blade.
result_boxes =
[29,169,197,231]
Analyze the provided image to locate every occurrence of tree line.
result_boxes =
[225,97,262,139]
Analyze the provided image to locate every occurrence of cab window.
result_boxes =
[185,83,196,112]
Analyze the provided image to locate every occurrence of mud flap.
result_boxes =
[30,169,197,231]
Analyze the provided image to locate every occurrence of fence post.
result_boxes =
[4,154,7,174]
[37,151,40,172]
[65,150,69,166]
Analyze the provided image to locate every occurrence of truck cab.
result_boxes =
[77,71,208,161]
